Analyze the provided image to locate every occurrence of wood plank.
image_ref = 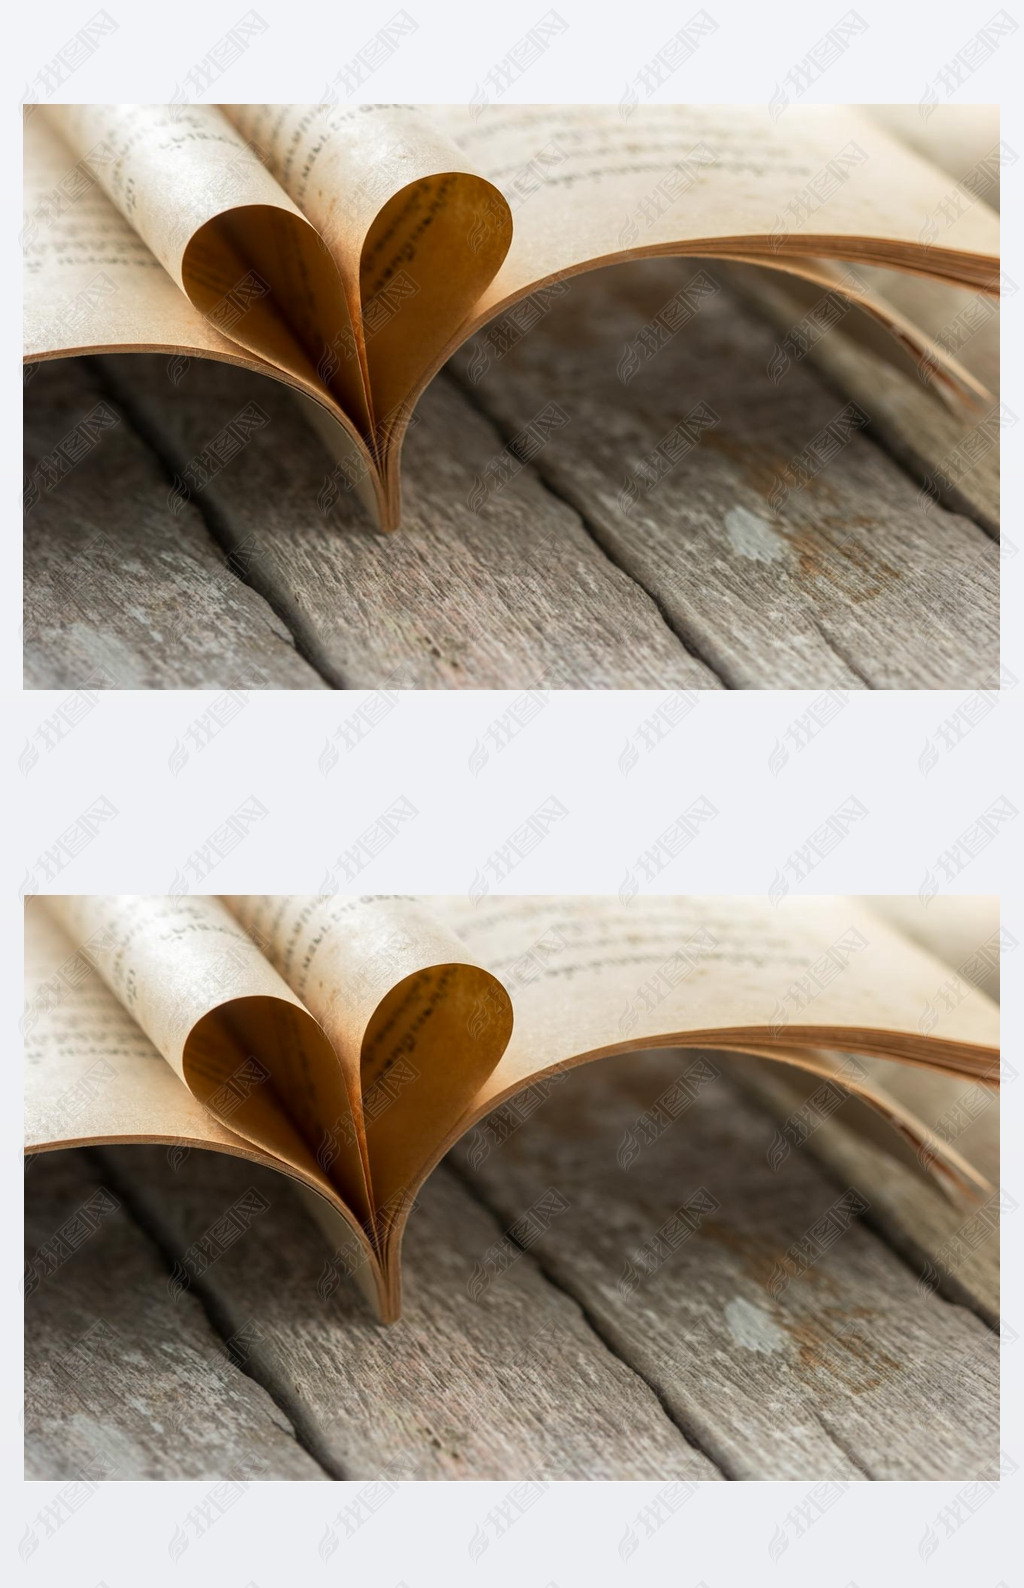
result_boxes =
[23,360,326,691]
[82,1143,721,1481]
[93,353,720,691]
[25,260,1000,691]
[450,260,999,689]
[24,1149,326,1480]
[36,1049,999,1481]
[745,896,996,1324]
[725,264,1000,536]
[729,1058,999,1327]
[453,1051,998,1480]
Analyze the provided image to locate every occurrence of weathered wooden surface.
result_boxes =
[727,1059,999,1328]
[76,1145,720,1482]
[96,352,714,691]
[23,1150,325,1480]
[453,1054,999,1481]
[23,360,325,691]
[451,262,999,690]
[24,258,998,690]
[726,264,1000,538]
[25,1054,998,1481]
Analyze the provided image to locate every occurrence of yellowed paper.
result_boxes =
[44,104,368,424]
[26,103,999,532]
[862,105,1001,208]
[856,105,1001,393]
[24,110,380,509]
[25,899,247,1155]
[435,103,999,321]
[868,895,1002,999]
[24,899,381,1280]
[24,113,259,368]
[222,894,513,1207]
[435,895,999,1107]
[223,104,512,427]
[25,894,1000,1322]
[41,894,371,1220]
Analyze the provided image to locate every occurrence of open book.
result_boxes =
[25,895,1000,1322]
[24,103,999,531]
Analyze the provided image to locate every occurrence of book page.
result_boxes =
[339,892,995,1306]
[24,900,381,1294]
[360,103,1000,502]
[222,105,513,428]
[25,900,247,1156]
[868,896,1002,1000]
[434,895,999,1119]
[41,103,370,432]
[222,895,513,1209]
[27,896,999,1326]
[27,104,1000,534]
[856,106,1001,393]
[435,104,999,327]
[40,895,371,1222]
[863,105,1001,207]
[864,895,1001,1187]
[24,111,262,369]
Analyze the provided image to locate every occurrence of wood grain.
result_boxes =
[24,1052,998,1480]
[23,360,325,691]
[453,1051,999,1480]
[725,264,1000,538]
[25,258,998,689]
[84,1144,720,1481]
[24,1150,326,1480]
[730,1058,999,1327]
[93,353,718,691]
[451,261,999,690]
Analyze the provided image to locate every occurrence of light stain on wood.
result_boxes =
[26,1050,998,1480]
[24,261,997,689]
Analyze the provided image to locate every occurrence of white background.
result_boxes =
[4,0,1021,1582]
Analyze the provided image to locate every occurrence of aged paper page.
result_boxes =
[435,895,999,1112]
[362,892,996,1311]
[222,104,512,428]
[25,899,249,1156]
[26,896,1000,1325]
[25,110,380,517]
[24,112,265,369]
[366,103,1000,502]
[857,105,1001,393]
[863,105,1001,208]
[222,895,513,1210]
[868,896,1002,1000]
[863,895,1001,1188]
[42,895,371,1222]
[42,103,371,432]
[435,104,999,320]
[25,900,382,1302]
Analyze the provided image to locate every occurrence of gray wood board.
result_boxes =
[450,260,999,690]
[24,1149,325,1480]
[83,1144,720,1482]
[24,1053,997,1480]
[725,264,1000,539]
[23,360,324,691]
[25,258,997,689]
[729,1060,999,1328]
[91,353,717,691]
[452,1051,998,1480]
